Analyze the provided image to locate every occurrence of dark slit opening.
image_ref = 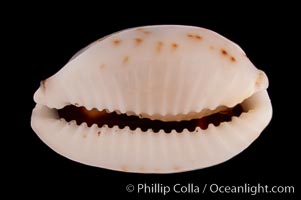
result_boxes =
[57,104,244,133]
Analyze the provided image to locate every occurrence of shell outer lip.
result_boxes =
[31,90,272,173]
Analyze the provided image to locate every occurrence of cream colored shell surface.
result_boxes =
[34,25,268,121]
[31,25,272,173]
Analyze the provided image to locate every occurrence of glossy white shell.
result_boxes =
[31,25,272,173]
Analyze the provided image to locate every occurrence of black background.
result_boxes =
[8,5,298,199]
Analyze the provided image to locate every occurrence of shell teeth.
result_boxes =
[56,97,250,133]
[59,115,245,134]
[79,122,88,128]
[61,102,244,122]
[68,120,77,126]
[105,108,111,113]
[115,110,122,115]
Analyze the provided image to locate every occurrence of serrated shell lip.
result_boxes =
[31,90,272,173]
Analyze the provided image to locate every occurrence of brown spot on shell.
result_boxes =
[221,49,237,62]
[74,103,79,106]
[83,134,87,138]
[187,33,194,38]
[136,28,151,35]
[195,35,202,40]
[134,37,143,46]
[121,166,128,172]
[187,34,202,40]
[156,41,163,53]
[97,131,101,136]
[255,72,265,88]
[112,39,121,46]
[40,80,46,90]
[99,64,106,69]
[173,166,181,171]
[171,43,179,50]
[221,49,228,55]
[123,56,129,64]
